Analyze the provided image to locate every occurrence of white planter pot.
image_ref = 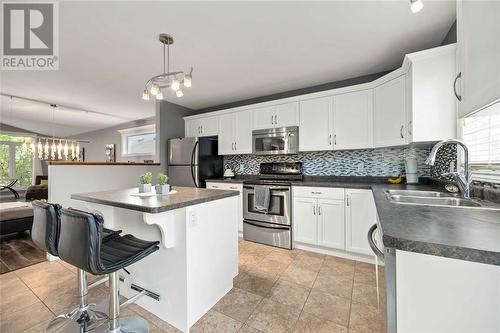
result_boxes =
[139,183,152,193]
[155,184,170,194]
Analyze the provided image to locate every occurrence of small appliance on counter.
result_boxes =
[223,167,235,178]
[242,162,303,249]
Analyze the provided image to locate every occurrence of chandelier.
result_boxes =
[142,34,192,100]
[22,136,81,161]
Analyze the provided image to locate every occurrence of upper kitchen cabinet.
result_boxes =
[299,97,333,152]
[405,44,457,142]
[185,116,218,137]
[373,76,407,147]
[218,111,252,155]
[252,102,299,130]
[456,0,500,118]
[333,89,373,150]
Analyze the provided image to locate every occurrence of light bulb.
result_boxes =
[410,0,423,13]
[57,141,63,159]
[171,79,180,91]
[176,89,184,97]
[63,141,69,160]
[37,140,43,159]
[44,140,49,159]
[76,143,80,159]
[150,84,159,95]
[156,91,164,100]
[51,140,56,160]
[142,89,150,100]
[71,142,75,159]
[183,75,192,88]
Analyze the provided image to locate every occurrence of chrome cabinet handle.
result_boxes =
[229,186,238,190]
[231,142,234,150]
[212,185,219,188]
[313,205,316,215]
[453,72,462,101]
[334,134,337,145]
[311,191,322,194]
[400,125,404,139]
[274,115,277,125]
[346,195,350,206]
[234,142,237,151]
[408,121,412,135]
[318,205,322,215]
[329,134,332,145]
[201,125,203,133]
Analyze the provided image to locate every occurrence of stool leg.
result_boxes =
[109,271,121,332]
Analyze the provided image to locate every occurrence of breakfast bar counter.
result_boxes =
[71,186,239,333]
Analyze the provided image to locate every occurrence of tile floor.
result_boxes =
[0,239,386,333]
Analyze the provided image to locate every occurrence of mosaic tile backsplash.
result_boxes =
[224,147,435,177]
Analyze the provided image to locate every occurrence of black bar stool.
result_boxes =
[59,207,159,333]
[31,201,121,332]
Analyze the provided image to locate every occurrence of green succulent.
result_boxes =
[140,172,153,184]
[157,173,169,185]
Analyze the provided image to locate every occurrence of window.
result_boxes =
[0,134,34,188]
[118,124,156,157]
[461,103,500,183]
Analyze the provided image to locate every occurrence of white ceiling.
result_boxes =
[0,0,456,136]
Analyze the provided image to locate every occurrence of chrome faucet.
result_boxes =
[425,139,472,198]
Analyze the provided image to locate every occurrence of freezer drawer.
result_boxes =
[243,220,291,249]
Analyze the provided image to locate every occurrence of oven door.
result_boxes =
[243,220,291,249]
[252,127,298,155]
[243,185,291,225]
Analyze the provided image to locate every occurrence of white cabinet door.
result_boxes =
[373,76,407,147]
[252,106,275,130]
[317,199,345,250]
[275,102,299,128]
[333,89,373,150]
[234,111,252,154]
[200,116,219,136]
[299,97,333,152]
[345,189,377,255]
[293,198,317,245]
[457,0,500,118]
[218,114,235,155]
[207,182,243,232]
[185,119,201,137]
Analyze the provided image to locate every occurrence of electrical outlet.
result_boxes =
[188,211,197,228]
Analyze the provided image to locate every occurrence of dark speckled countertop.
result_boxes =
[71,186,239,214]
[207,176,500,265]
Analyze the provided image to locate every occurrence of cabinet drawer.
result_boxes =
[207,182,242,192]
[293,186,344,200]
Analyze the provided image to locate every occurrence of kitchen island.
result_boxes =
[71,186,239,333]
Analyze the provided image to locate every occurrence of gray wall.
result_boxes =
[156,101,196,171]
[441,21,457,45]
[73,117,156,163]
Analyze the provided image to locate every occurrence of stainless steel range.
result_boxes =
[243,162,303,249]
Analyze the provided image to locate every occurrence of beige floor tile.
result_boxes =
[58,260,78,274]
[265,250,295,265]
[0,301,53,333]
[191,309,242,333]
[322,257,355,276]
[352,283,379,307]
[213,288,263,322]
[349,302,385,333]
[253,258,290,276]
[0,272,39,314]
[291,249,325,260]
[292,255,324,272]
[280,264,318,288]
[312,272,353,299]
[302,291,351,327]
[20,319,53,333]
[268,279,310,309]
[353,269,376,286]
[234,270,278,297]
[293,312,348,333]
[238,324,263,333]
[246,298,301,333]
[129,304,180,332]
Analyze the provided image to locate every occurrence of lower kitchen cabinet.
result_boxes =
[345,189,378,255]
[206,182,243,233]
[293,186,377,258]
[293,190,345,251]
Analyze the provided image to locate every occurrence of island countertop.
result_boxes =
[71,186,239,213]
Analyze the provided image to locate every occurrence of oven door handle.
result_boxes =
[244,220,290,231]
[243,186,290,192]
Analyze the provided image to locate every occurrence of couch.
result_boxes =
[25,175,48,201]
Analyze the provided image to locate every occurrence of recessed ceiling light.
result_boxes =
[410,0,424,13]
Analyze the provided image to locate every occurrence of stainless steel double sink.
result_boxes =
[385,189,500,210]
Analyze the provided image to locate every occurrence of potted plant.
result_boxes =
[139,172,153,193]
[156,173,170,194]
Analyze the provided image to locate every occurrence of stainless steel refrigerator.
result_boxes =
[167,136,223,188]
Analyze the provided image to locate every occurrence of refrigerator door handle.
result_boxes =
[190,141,199,188]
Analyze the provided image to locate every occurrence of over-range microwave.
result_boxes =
[252,126,299,155]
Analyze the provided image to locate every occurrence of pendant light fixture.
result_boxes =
[142,34,193,100]
[410,0,423,13]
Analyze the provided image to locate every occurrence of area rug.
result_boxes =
[0,232,46,274]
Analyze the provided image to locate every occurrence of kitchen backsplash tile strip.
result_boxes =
[224,148,433,177]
